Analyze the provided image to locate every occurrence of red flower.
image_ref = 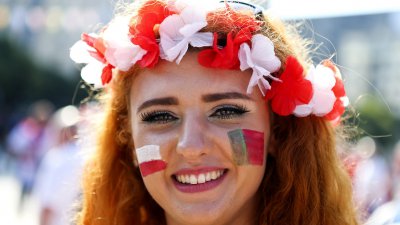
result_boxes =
[81,33,107,64]
[129,0,174,68]
[81,33,115,85]
[198,32,238,69]
[324,98,345,121]
[198,3,260,70]
[101,64,114,85]
[198,27,254,69]
[131,35,160,68]
[265,56,313,116]
[322,60,347,121]
[332,77,345,98]
[322,60,346,98]
[324,78,346,121]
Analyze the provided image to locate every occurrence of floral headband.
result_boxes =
[70,0,348,122]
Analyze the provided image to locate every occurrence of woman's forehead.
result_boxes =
[131,52,252,103]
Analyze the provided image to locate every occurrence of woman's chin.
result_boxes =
[165,206,228,225]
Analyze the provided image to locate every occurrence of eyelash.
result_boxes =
[139,104,249,124]
[140,110,178,124]
[210,104,249,120]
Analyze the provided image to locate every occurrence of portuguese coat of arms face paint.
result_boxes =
[228,129,265,166]
[135,145,167,177]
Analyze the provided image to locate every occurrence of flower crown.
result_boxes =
[70,0,348,122]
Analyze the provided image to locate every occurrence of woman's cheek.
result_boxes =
[135,128,265,177]
[135,145,167,177]
[227,129,265,166]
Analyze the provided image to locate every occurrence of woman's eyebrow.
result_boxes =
[137,97,179,112]
[202,92,253,102]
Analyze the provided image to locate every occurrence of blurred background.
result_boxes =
[0,0,399,224]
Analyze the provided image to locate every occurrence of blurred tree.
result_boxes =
[354,95,400,152]
[0,37,85,143]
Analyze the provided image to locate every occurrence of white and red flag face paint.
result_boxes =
[135,145,167,177]
[228,129,265,166]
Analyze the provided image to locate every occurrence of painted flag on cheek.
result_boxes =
[228,129,265,166]
[135,145,167,177]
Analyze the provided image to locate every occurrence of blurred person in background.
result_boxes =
[365,140,400,225]
[0,140,6,174]
[5,99,54,211]
[33,105,83,225]
[352,137,392,220]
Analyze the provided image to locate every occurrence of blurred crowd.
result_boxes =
[0,100,97,225]
[0,100,400,225]
[344,137,400,224]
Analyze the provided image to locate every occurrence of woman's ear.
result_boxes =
[132,149,139,167]
[133,158,139,167]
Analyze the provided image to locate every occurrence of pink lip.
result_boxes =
[174,167,225,176]
[172,168,228,193]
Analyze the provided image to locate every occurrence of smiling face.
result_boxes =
[130,51,271,225]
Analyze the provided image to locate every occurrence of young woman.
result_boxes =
[70,0,360,224]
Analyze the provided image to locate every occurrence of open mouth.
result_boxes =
[172,169,228,193]
[174,169,226,184]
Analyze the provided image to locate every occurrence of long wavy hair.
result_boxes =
[76,1,360,224]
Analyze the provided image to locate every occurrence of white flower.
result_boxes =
[70,33,105,88]
[293,64,337,117]
[167,0,189,12]
[103,16,147,71]
[81,60,104,88]
[159,3,213,64]
[69,18,147,88]
[238,34,281,95]
[70,39,95,64]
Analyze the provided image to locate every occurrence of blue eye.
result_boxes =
[140,111,178,124]
[210,104,249,120]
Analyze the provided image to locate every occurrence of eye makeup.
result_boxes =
[135,145,167,177]
[209,104,249,120]
[228,129,265,166]
[139,110,178,124]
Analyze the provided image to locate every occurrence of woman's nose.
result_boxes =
[176,113,209,160]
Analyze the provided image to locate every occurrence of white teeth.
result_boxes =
[185,175,190,183]
[205,172,211,182]
[198,174,206,184]
[190,175,197,184]
[179,175,185,183]
[176,170,225,185]
[211,171,217,180]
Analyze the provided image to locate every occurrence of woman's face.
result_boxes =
[130,51,271,225]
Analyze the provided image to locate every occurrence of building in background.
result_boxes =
[309,13,400,117]
[0,0,113,76]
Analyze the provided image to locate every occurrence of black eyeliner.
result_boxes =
[139,110,178,124]
[210,104,250,119]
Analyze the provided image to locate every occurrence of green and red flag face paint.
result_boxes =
[228,129,265,165]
